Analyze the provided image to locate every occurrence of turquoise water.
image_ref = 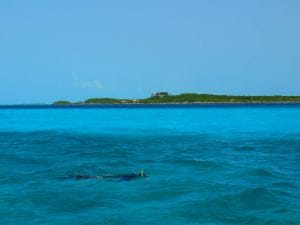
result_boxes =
[0,105,299,225]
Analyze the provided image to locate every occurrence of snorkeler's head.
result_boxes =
[76,175,83,180]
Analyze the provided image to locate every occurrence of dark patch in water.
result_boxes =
[244,168,283,179]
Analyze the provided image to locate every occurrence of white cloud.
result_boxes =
[79,80,105,90]
[71,72,117,91]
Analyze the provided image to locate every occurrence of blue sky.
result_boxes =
[0,0,299,104]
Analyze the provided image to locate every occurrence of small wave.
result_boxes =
[242,167,284,179]
[271,181,298,189]
[0,153,49,165]
[177,187,281,218]
[171,158,224,170]
[235,145,255,151]
[202,187,281,211]
[174,187,290,224]
[102,160,133,168]
[237,187,280,208]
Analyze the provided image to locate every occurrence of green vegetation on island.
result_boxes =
[53,100,71,105]
[53,92,300,105]
[84,98,123,104]
[141,93,300,103]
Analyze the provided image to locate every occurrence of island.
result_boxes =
[53,92,300,105]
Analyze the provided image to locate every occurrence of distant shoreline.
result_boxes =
[1,102,300,108]
[57,101,300,105]
[53,93,300,105]
[2,93,300,107]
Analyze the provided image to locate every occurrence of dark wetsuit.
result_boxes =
[65,173,147,181]
[75,175,97,180]
[106,173,141,181]
[60,175,98,180]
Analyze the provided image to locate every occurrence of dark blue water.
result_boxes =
[0,105,299,224]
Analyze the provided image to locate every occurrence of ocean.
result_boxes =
[0,104,299,225]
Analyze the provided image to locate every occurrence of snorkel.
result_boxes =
[140,169,144,177]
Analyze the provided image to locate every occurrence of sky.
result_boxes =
[0,0,299,104]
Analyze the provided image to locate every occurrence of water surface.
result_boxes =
[0,105,299,224]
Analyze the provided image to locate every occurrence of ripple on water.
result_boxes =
[244,167,284,178]
[174,187,292,224]
[166,158,226,171]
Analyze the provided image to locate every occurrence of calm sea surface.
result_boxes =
[0,104,299,225]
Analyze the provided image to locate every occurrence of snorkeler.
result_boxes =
[68,169,147,181]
